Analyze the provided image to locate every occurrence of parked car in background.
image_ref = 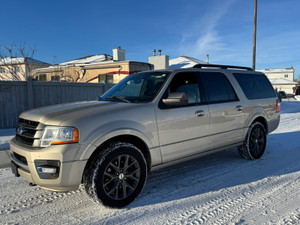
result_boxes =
[294,88,300,101]
[10,64,280,208]
[278,91,287,99]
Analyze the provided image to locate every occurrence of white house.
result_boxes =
[169,56,206,69]
[257,67,296,94]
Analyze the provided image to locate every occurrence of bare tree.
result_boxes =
[0,42,37,81]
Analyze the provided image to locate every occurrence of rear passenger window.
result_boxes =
[200,72,238,103]
[233,73,276,99]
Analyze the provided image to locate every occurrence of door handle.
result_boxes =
[236,105,243,111]
[195,110,205,117]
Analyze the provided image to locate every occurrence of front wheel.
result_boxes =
[83,142,147,208]
[238,122,267,160]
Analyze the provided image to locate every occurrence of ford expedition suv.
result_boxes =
[10,64,280,208]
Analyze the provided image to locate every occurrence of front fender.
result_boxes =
[79,120,157,161]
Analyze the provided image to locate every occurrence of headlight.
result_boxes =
[40,126,79,147]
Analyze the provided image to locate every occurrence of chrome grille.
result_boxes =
[16,118,40,146]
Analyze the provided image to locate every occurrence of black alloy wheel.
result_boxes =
[248,125,266,159]
[238,122,267,160]
[102,154,141,200]
[83,142,147,208]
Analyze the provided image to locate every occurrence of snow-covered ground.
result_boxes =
[0,128,14,151]
[0,100,300,224]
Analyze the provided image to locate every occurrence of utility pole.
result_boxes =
[252,0,257,70]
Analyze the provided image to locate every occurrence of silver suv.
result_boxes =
[10,64,280,208]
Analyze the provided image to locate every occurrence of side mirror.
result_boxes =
[162,92,188,106]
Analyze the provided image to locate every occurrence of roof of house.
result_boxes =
[169,56,207,69]
[58,54,113,66]
[257,67,294,73]
[0,57,50,66]
[269,78,297,85]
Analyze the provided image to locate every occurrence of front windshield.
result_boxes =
[101,71,170,103]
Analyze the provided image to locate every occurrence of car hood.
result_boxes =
[20,101,134,126]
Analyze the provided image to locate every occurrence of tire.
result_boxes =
[83,142,147,208]
[238,122,267,160]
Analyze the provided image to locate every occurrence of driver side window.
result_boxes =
[165,72,202,105]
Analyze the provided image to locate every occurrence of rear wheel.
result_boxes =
[83,142,147,208]
[238,122,266,160]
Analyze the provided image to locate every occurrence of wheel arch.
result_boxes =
[251,116,268,133]
[83,134,152,179]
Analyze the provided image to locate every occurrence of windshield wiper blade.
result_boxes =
[105,96,131,103]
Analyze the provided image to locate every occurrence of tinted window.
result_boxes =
[169,72,201,104]
[200,72,238,103]
[233,73,276,99]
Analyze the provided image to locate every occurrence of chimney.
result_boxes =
[148,49,169,70]
[153,49,156,56]
[113,47,125,61]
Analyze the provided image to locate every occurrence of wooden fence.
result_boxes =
[0,80,110,129]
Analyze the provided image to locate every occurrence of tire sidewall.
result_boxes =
[92,143,147,208]
[245,122,266,159]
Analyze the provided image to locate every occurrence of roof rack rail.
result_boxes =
[193,63,253,71]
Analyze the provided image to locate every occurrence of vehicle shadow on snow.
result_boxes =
[127,130,300,209]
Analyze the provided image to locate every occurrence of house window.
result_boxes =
[38,74,47,81]
[284,74,288,78]
[0,68,5,73]
[15,67,20,73]
[98,74,114,84]
[51,75,60,82]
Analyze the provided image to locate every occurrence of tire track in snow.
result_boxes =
[0,169,113,225]
[166,171,300,225]
[0,187,83,215]
[281,211,300,225]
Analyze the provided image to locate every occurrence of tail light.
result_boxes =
[276,99,280,112]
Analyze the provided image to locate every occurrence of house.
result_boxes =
[268,78,297,95]
[32,47,153,84]
[257,67,296,94]
[0,57,50,81]
[169,56,207,69]
[257,67,294,81]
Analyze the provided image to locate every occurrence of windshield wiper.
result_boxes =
[105,96,131,103]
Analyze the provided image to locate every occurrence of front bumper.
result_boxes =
[10,138,88,192]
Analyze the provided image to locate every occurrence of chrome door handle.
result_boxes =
[195,110,205,117]
[236,105,243,111]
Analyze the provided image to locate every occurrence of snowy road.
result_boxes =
[1,101,300,224]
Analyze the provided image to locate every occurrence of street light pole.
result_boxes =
[252,0,257,70]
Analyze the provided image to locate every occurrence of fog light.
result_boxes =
[37,166,57,174]
[35,160,60,179]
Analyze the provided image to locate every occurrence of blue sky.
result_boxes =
[1,0,300,79]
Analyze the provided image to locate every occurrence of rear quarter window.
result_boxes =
[233,73,276,99]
